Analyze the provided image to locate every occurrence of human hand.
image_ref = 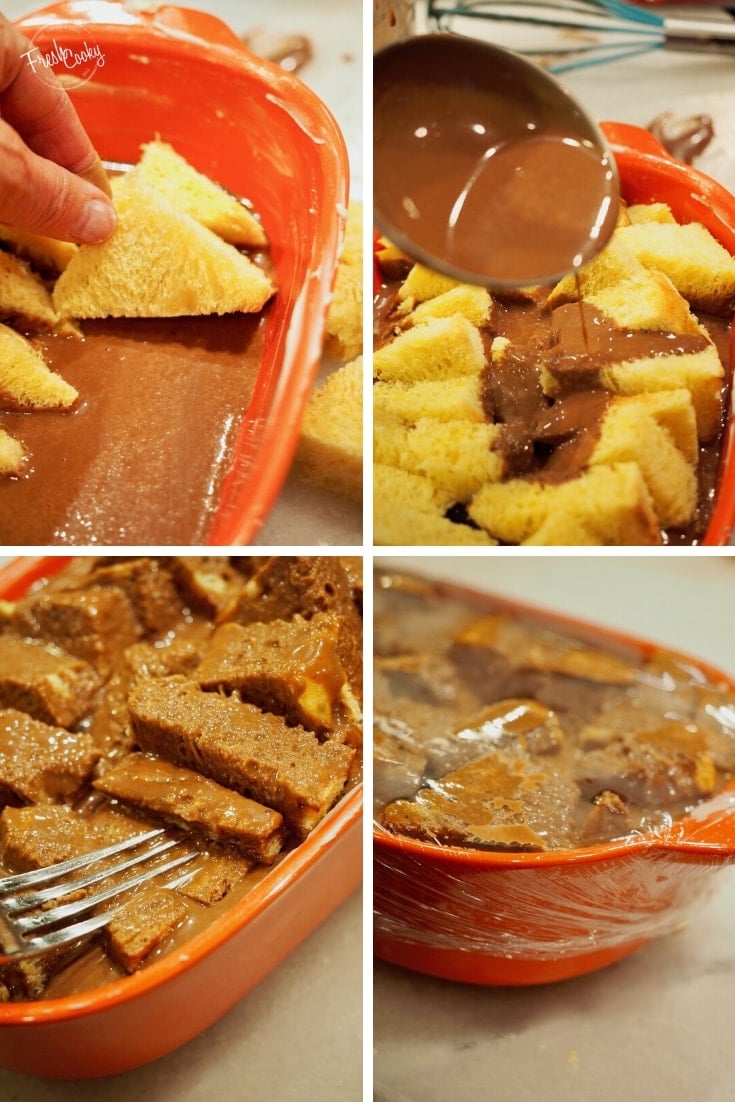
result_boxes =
[0,13,116,243]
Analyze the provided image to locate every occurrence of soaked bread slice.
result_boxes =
[128,677,355,839]
[93,753,286,863]
[0,323,77,410]
[549,238,702,335]
[53,175,274,319]
[133,138,268,247]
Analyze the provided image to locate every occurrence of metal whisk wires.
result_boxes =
[426,1,735,73]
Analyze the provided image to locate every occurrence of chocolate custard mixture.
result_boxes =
[375,569,735,851]
[0,311,268,545]
[0,556,362,1001]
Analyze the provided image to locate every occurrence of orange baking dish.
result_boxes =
[374,573,735,986]
[7,1,349,545]
[0,557,363,1078]
[600,120,735,545]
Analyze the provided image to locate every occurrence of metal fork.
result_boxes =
[0,828,198,963]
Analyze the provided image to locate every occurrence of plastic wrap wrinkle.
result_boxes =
[374,842,727,959]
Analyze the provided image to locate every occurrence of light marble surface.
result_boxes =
[374,554,735,1102]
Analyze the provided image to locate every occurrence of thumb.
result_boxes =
[0,117,116,243]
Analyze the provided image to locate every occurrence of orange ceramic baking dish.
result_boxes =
[11,1,349,545]
[600,120,735,545]
[0,557,363,1078]
[373,575,735,987]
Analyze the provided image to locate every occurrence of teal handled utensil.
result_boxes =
[427,0,735,72]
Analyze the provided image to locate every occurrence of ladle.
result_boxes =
[373,34,620,288]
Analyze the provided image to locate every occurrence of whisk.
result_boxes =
[426,1,735,73]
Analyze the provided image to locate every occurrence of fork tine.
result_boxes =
[13,850,198,938]
[4,835,183,916]
[0,828,166,896]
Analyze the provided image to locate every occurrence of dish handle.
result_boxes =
[600,120,675,162]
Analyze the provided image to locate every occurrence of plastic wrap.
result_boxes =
[373,568,735,985]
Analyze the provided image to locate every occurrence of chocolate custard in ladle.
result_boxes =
[374,35,620,287]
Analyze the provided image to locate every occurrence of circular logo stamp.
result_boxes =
[21,23,106,91]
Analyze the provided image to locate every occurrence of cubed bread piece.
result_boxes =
[88,637,201,760]
[373,463,496,546]
[469,462,662,546]
[0,636,100,727]
[407,284,492,327]
[197,616,348,736]
[626,202,676,225]
[374,411,504,502]
[374,314,485,383]
[87,557,184,636]
[1,804,97,870]
[297,357,363,503]
[14,584,141,678]
[575,725,716,807]
[168,556,246,616]
[382,745,579,851]
[619,219,735,314]
[128,678,355,839]
[454,614,636,685]
[373,377,484,423]
[589,396,697,528]
[549,235,702,335]
[580,789,631,844]
[0,708,99,806]
[105,886,189,973]
[0,322,77,410]
[218,559,362,694]
[396,263,464,304]
[597,344,724,443]
[93,753,286,862]
[177,849,253,906]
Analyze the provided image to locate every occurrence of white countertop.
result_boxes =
[374,554,735,1102]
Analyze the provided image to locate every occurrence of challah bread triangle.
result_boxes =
[0,251,59,329]
[0,323,77,409]
[128,139,268,248]
[53,175,274,320]
[0,226,77,275]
